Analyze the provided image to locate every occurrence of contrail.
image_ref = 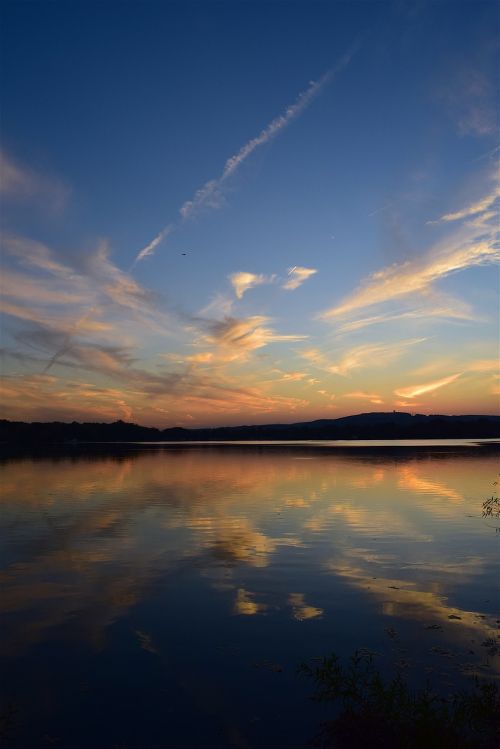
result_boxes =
[178,69,333,222]
[42,305,100,374]
[132,224,174,267]
[135,44,359,263]
[45,47,359,373]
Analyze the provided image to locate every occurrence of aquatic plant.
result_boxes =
[299,650,499,748]
[482,476,500,532]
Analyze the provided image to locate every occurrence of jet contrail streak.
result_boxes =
[134,44,359,263]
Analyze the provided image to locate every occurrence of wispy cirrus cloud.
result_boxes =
[437,65,497,137]
[2,234,75,278]
[84,242,161,317]
[0,351,310,425]
[410,357,498,379]
[0,299,113,334]
[1,234,311,407]
[321,182,498,324]
[198,292,235,318]
[321,225,498,322]
[0,268,89,306]
[282,266,317,291]
[394,373,462,399]
[301,338,425,376]
[428,185,499,224]
[0,150,69,212]
[466,359,499,373]
[224,265,317,301]
[335,302,476,334]
[2,234,161,320]
[135,46,358,263]
[344,391,384,404]
[391,358,496,403]
[1,234,172,375]
[229,271,275,299]
[0,373,138,423]
[202,315,307,361]
[12,327,137,374]
[280,371,308,382]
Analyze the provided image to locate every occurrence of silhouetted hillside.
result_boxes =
[1,412,499,445]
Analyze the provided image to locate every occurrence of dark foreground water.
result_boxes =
[1,441,499,748]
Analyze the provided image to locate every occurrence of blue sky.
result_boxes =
[1,0,498,425]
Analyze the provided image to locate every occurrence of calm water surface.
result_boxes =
[1,442,499,748]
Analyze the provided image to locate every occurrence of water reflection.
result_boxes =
[0,445,498,748]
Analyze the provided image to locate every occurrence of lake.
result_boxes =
[1,441,499,748]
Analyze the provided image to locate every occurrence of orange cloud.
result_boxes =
[282,266,317,290]
[321,188,498,321]
[394,373,462,399]
[431,185,499,223]
[229,271,275,299]
[302,339,424,376]
[203,315,307,360]
[344,391,383,402]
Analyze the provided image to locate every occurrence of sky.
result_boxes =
[0,0,498,427]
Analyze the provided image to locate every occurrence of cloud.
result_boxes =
[179,70,337,223]
[198,293,234,318]
[344,392,384,405]
[135,46,358,262]
[0,373,137,423]
[429,185,499,223]
[1,234,173,375]
[335,302,476,334]
[301,338,425,376]
[0,299,113,334]
[394,373,462,399]
[466,359,499,373]
[85,242,161,316]
[280,371,308,381]
[436,64,497,137]
[321,228,499,321]
[411,356,498,379]
[282,266,317,291]
[203,315,307,360]
[0,268,90,306]
[185,352,214,364]
[2,234,161,321]
[229,271,275,299]
[2,234,75,278]
[320,181,499,325]
[0,150,36,196]
[0,150,69,211]
[218,264,317,307]
[2,242,316,422]
[1,338,310,425]
[13,327,136,373]
[134,225,174,265]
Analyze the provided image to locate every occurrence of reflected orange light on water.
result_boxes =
[0,446,498,675]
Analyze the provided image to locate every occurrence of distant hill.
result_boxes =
[1,412,499,444]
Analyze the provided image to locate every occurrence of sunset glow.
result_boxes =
[1,2,498,426]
